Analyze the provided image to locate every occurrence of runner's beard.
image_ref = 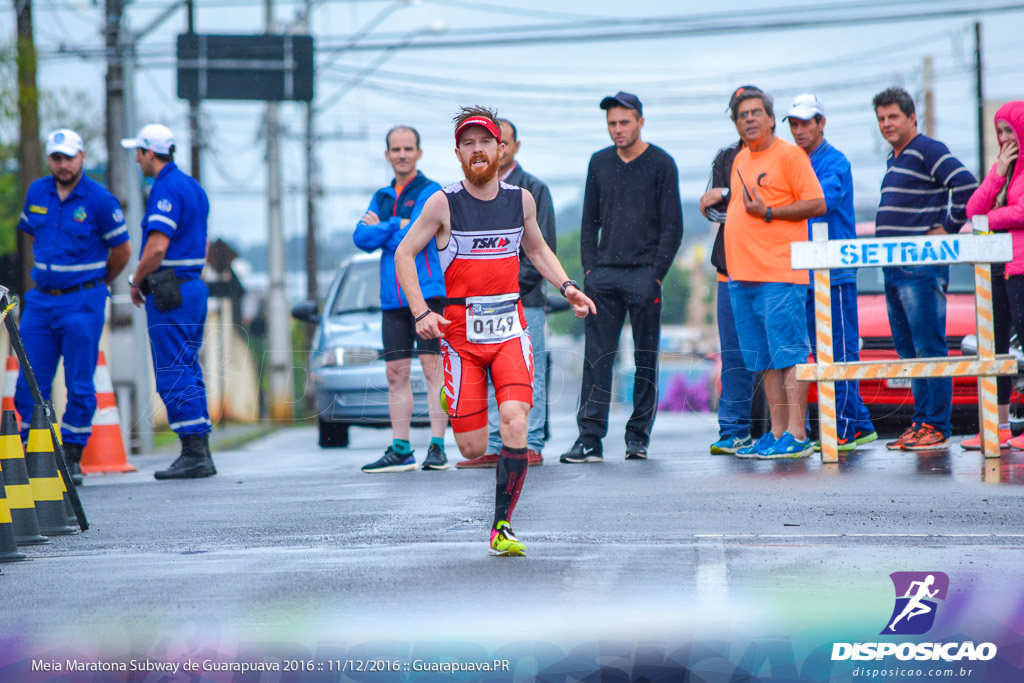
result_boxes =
[461,151,500,185]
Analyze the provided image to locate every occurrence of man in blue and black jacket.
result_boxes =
[354,125,448,473]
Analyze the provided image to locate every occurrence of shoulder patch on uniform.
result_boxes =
[157,199,172,212]
[498,181,521,191]
[443,182,463,194]
[29,205,47,215]
[113,208,125,223]
[73,207,87,222]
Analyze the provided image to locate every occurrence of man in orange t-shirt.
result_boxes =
[723,88,826,459]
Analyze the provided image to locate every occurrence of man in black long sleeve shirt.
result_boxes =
[561,91,684,463]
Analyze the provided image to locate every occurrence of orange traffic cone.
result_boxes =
[2,356,21,432]
[0,410,47,545]
[25,405,76,536]
[0,456,27,562]
[81,352,136,474]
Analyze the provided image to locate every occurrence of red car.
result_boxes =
[806,263,980,434]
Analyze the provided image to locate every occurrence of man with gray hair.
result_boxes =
[724,87,826,459]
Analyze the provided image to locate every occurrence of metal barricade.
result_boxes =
[791,218,1015,463]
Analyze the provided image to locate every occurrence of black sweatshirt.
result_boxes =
[580,144,683,280]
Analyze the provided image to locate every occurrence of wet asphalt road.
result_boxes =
[2,408,1023,652]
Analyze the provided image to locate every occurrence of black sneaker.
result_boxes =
[559,442,603,463]
[421,443,449,470]
[625,442,648,460]
[361,447,417,473]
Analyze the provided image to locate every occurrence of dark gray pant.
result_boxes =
[576,266,662,449]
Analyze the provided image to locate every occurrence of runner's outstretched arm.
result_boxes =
[520,189,596,319]
[395,191,451,339]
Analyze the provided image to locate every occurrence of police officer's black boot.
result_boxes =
[63,443,84,486]
[154,433,217,480]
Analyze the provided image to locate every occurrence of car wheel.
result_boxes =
[318,420,350,448]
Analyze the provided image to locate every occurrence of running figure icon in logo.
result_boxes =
[883,571,949,635]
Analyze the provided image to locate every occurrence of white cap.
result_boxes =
[784,93,826,121]
[46,129,84,157]
[120,124,175,154]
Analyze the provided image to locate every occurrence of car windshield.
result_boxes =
[330,260,381,315]
[856,264,975,294]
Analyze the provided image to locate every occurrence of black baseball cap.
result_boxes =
[728,84,763,112]
[600,91,642,116]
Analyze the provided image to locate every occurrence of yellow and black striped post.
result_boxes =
[0,457,27,562]
[25,405,76,536]
[0,410,47,545]
[972,216,1002,459]
[811,224,840,463]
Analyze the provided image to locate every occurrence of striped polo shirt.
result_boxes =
[875,133,977,237]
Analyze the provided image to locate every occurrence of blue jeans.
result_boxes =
[716,280,753,439]
[883,265,951,436]
[488,306,546,453]
[805,282,874,440]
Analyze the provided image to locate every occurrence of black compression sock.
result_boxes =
[494,445,529,529]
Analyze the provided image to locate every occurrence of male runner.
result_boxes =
[395,106,595,557]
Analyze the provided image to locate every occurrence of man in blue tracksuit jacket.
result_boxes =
[785,94,876,449]
[15,128,132,484]
[353,126,448,473]
[122,124,214,480]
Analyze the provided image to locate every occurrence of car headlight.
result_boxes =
[313,346,380,369]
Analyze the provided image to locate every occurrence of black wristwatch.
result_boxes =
[560,279,579,298]
[764,207,773,223]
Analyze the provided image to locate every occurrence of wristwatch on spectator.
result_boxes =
[560,280,580,298]
[764,207,773,223]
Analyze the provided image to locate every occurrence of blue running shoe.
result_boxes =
[736,433,775,459]
[361,447,417,473]
[758,432,813,460]
[710,434,752,455]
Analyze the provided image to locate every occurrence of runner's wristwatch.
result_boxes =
[560,280,579,298]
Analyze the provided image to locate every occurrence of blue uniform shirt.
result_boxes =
[18,174,128,290]
[141,161,209,279]
[806,139,857,286]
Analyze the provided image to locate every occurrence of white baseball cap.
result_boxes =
[121,124,175,154]
[46,129,84,157]
[784,94,826,121]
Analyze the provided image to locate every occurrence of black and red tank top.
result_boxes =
[440,180,524,300]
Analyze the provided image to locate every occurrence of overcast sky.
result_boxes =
[8,0,1024,249]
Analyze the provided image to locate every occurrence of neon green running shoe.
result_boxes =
[489,521,525,557]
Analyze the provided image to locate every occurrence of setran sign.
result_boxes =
[176,34,314,102]
[791,233,1012,270]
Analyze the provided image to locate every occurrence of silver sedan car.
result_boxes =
[292,253,431,448]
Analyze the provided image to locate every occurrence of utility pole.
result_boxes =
[265,0,293,420]
[974,20,985,182]
[14,0,42,298]
[922,56,935,138]
[186,0,201,181]
[303,0,318,304]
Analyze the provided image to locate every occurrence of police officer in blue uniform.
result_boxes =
[121,124,214,480]
[15,128,131,485]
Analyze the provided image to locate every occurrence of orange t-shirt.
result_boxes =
[724,137,823,285]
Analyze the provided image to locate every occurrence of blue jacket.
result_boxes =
[806,139,856,286]
[353,171,445,310]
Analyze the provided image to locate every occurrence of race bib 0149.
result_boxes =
[465,294,523,344]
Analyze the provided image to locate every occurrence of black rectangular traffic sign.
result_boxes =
[177,34,314,102]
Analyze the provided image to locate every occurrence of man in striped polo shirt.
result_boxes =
[872,87,978,451]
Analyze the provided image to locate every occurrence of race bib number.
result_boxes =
[465,294,523,344]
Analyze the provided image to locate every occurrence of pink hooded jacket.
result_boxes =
[967,100,1024,276]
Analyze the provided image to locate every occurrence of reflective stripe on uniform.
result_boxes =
[61,423,92,434]
[169,417,211,430]
[162,258,206,267]
[50,261,107,272]
[148,215,178,230]
[103,225,128,240]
